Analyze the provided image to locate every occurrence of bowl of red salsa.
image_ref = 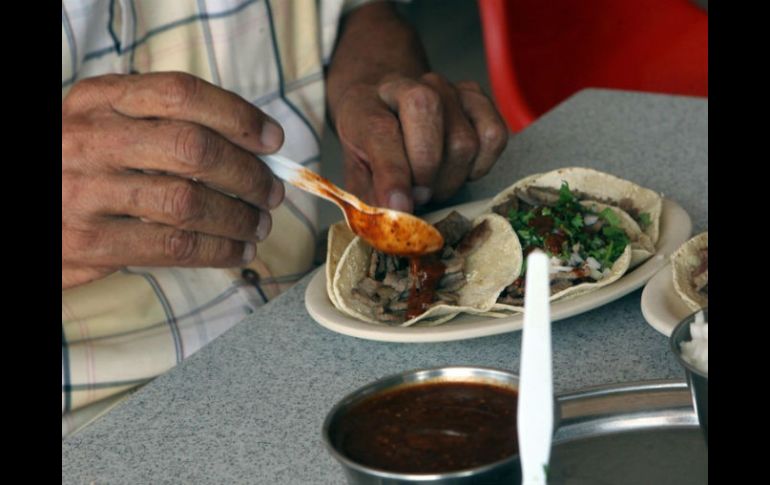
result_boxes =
[323,366,553,484]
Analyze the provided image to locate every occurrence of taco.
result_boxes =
[671,232,708,311]
[486,167,662,311]
[327,211,522,327]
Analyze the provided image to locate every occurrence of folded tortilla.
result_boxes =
[325,167,662,327]
[486,167,662,312]
[327,213,522,327]
[671,232,708,311]
[487,167,661,268]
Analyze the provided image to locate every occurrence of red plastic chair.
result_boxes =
[478,0,708,132]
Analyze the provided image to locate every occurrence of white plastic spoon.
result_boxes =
[261,154,443,256]
[518,250,554,485]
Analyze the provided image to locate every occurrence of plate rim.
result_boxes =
[640,261,694,337]
[305,197,692,343]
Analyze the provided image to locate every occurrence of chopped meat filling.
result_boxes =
[352,211,488,325]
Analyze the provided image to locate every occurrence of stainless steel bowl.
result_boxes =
[323,366,545,485]
[670,307,708,445]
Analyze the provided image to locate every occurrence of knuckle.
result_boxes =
[62,80,97,113]
[64,74,123,109]
[163,229,200,263]
[483,124,508,152]
[65,76,100,99]
[403,85,440,112]
[162,73,200,108]
[62,223,104,261]
[163,181,205,227]
[61,172,85,208]
[61,120,88,161]
[420,72,446,86]
[62,223,95,248]
[174,124,217,170]
[62,84,88,110]
[448,132,480,161]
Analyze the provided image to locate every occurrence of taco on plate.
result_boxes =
[671,232,708,311]
[486,167,662,311]
[327,211,521,327]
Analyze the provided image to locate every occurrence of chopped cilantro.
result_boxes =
[570,213,583,229]
[639,212,651,229]
[599,207,621,227]
[506,182,630,277]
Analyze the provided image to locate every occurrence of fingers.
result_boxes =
[337,88,414,212]
[362,110,414,212]
[80,173,273,242]
[64,218,256,269]
[419,74,479,202]
[66,72,284,154]
[62,72,286,285]
[334,74,508,210]
[456,81,509,180]
[377,78,444,195]
[73,116,285,210]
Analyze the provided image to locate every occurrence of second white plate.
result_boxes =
[640,262,697,337]
[305,198,692,342]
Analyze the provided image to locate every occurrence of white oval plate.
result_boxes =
[640,262,696,337]
[305,198,692,342]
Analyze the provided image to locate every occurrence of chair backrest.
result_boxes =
[479,0,708,132]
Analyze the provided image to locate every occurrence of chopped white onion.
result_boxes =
[568,251,584,266]
[589,269,602,280]
[550,265,574,274]
[586,257,601,270]
[680,314,708,375]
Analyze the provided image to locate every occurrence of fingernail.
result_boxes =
[260,118,284,152]
[412,186,433,206]
[268,178,285,209]
[256,210,272,241]
[387,190,413,213]
[242,242,257,265]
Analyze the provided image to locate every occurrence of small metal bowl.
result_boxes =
[670,307,708,444]
[322,366,555,485]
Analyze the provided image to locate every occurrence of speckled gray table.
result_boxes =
[61,89,708,484]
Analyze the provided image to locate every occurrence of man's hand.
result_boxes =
[333,73,508,213]
[62,72,285,289]
[326,2,508,214]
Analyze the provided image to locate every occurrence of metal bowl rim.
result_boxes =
[321,365,523,480]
